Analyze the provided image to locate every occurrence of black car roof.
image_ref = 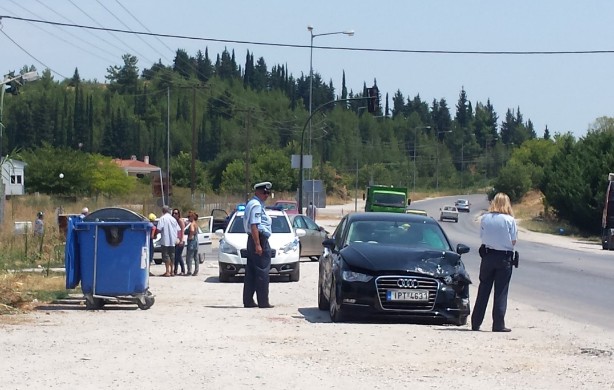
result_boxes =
[344,212,436,225]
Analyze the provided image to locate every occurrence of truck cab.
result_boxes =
[363,185,410,213]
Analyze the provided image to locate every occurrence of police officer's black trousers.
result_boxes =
[243,234,272,307]
[471,251,513,330]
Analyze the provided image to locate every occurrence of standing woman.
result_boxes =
[471,192,518,332]
[185,211,200,276]
[172,208,187,276]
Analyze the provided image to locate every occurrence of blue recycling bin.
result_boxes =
[65,207,155,310]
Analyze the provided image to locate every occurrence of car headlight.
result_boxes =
[219,240,238,255]
[281,238,300,254]
[342,270,373,282]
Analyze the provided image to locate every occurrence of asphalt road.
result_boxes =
[207,194,614,329]
[414,194,614,329]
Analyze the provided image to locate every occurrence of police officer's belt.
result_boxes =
[485,247,513,255]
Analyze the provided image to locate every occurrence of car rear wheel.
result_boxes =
[329,280,345,322]
[198,254,204,264]
[218,271,231,283]
[289,264,300,282]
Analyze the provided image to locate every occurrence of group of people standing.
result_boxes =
[152,205,201,277]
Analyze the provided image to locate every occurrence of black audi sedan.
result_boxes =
[318,212,471,324]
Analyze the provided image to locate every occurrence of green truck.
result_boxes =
[364,185,410,213]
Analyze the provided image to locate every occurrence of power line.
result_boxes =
[32,0,131,61]
[1,2,117,65]
[0,29,67,78]
[1,15,614,56]
[113,0,175,60]
[65,1,154,64]
[95,0,171,63]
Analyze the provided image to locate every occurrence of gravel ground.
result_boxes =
[0,204,612,390]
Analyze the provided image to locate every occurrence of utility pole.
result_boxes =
[461,142,464,191]
[191,86,197,196]
[245,110,251,201]
[166,87,170,206]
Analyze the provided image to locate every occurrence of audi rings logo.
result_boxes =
[397,278,419,288]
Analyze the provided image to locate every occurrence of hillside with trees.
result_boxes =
[3,47,612,234]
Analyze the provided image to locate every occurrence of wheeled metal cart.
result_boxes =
[65,207,155,310]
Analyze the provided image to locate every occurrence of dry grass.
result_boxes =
[0,272,67,315]
[514,190,546,220]
[514,190,596,240]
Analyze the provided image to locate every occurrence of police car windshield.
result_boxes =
[228,215,291,234]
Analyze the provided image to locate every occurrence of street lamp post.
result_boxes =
[412,126,431,195]
[435,130,452,193]
[299,97,367,214]
[355,107,367,212]
[0,71,40,225]
[0,71,39,158]
[307,26,353,211]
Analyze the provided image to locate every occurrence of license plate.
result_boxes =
[386,289,429,301]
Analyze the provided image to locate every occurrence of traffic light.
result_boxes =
[367,85,379,114]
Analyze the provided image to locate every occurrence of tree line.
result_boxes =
[3,47,612,234]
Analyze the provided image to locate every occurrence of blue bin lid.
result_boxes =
[83,207,148,222]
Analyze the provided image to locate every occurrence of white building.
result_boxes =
[1,159,26,196]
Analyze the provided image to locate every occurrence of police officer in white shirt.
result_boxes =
[471,192,518,332]
[242,181,274,308]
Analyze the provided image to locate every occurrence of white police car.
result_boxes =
[215,210,306,282]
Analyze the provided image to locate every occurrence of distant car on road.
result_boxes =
[439,205,459,223]
[405,208,428,216]
[317,212,471,324]
[288,214,329,261]
[272,200,299,215]
[455,199,471,212]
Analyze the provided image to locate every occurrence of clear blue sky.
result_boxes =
[1,0,613,139]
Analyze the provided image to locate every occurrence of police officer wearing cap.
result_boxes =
[243,181,274,308]
[471,192,518,332]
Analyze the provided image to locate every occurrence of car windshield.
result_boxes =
[277,202,296,210]
[373,192,406,207]
[228,215,291,234]
[345,220,449,251]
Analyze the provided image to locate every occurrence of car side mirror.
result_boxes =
[322,237,336,250]
[456,243,470,255]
